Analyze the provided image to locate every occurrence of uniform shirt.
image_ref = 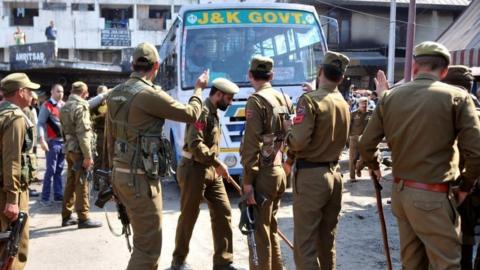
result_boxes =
[183,98,221,167]
[0,102,28,204]
[350,109,373,136]
[105,73,203,168]
[359,73,480,190]
[286,83,350,162]
[240,83,288,185]
[60,94,93,159]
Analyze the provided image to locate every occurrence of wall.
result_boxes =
[0,0,195,62]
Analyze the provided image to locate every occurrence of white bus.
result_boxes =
[157,2,331,178]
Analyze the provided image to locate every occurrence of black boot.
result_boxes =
[78,219,102,229]
[62,216,78,227]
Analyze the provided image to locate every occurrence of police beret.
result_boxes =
[72,81,87,92]
[250,55,274,73]
[212,78,239,95]
[323,51,350,74]
[0,73,40,94]
[132,42,160,65]
[414,41,451,65]
[442,65,474,90]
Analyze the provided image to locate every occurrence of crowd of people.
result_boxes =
[0,40,479,270]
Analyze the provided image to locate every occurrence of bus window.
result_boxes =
[181,9,325,89]
[158,20,178,90]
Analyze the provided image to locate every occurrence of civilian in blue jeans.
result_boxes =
[38,84,65,204]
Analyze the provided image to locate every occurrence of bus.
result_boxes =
[157,2,331,179]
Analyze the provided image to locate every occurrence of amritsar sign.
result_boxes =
[9,42,55,70]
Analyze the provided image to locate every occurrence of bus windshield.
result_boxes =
[181,9,325,89]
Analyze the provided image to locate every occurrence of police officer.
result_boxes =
[171,78,239,270]
[284,52,350,270]
[23,92,40,196]
[241,55,291,270]
[105,42,205,270]
[441,65,480,270]
[59,81,102,229]
[0,73,40,269]
[359,41,480,269]
[349,96,372,181]
[91,85,108,190]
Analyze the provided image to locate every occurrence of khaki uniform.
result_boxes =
[172,99,233,267]
[59,94,94,221]
[286,84,350,270]
[241,83,289,270]
[91,102,107,186]
[348,109,372,179]
[0,101,33,270]
[359,73,480,269]
[105,73,203,270]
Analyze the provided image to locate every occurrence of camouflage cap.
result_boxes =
[442,65,474,90]
[323,51,350,74]
[72,81,88,92]
[414,41,451,65]
[132,42,160,65]
[0,73,40,94]
[212,78,239,95]
[250,55,274,73]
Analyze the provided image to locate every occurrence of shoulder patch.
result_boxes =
[194,121,206,131]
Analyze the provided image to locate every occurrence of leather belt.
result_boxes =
[114,167,145,175]
[296,159,338,169]
[394,178,449,193]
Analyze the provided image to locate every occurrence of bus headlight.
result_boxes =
[224,155,237,168]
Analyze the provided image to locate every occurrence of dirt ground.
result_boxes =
[26,151,404,270]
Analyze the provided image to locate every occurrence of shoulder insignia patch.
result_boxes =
[194,121,206,131]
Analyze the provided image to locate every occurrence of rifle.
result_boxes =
[371,172,393,270]
[94,169,132,252]
[226,175,294,250]
[0,212,28,270]
[239,194,265,267]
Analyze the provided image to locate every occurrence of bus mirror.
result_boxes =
[320,16,339,47]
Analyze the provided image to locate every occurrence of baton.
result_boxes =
[371,172,393,270]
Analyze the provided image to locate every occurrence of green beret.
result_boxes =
[323,51,350,74]
[414,41,451,65]
[212,78,239,95]
[72,81,87,92]
[442,65,474,90]
[250,55,274,73]
[132,42,160,65]
[0,73,40,94]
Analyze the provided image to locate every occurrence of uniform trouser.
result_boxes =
[0,189,29,270]
[250,165,286,270]
[41,140,65,201]
[61,152,90,220]
[391,182,461,270]
[27,152,37,181]
[293,165,343,270]
[348,135,364,179]
[173,159,233,266]
[112,168,162,270]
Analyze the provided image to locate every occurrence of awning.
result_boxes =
[451,48,480,67]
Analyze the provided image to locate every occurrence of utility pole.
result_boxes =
[387,0,396,85]
[403,0,416,82]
